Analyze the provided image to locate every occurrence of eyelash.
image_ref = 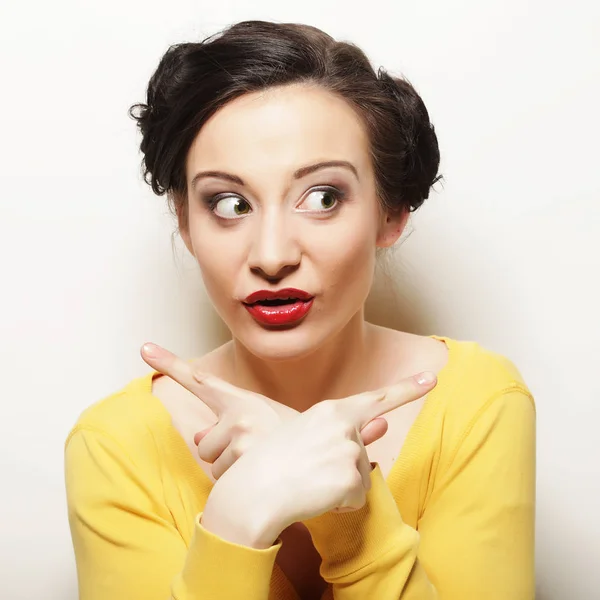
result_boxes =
[202,185,347,217]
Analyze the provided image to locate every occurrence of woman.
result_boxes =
[64,19,536,600]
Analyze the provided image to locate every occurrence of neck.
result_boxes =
[228,311,377,412]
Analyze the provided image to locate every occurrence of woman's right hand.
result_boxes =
[204,371,437,546]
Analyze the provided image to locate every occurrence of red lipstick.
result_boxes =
[242,288,314,326]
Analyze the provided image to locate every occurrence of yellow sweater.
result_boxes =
[64,335,536,599]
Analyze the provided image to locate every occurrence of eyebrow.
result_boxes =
[190,160,359,189]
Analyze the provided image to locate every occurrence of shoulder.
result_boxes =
[435,334,532,395]
[64,343,230,466]
[63,373,179,523]
[64,371,166,466]
[429,335,535,445]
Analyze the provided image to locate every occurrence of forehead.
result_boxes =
[185,84,372,182]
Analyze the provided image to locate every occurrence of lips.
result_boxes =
[242,288,314,326]
[243,288,314,305]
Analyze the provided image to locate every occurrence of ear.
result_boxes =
[376,208,410,248]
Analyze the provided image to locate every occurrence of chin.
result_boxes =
[235,321,332,362]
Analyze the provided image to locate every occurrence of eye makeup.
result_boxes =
[199,182,350,220]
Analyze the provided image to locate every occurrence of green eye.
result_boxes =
[301,187,344,211]
[211,196,251,219]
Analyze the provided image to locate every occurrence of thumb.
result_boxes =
[193,425,215,446]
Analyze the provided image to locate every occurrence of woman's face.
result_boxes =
[180,84,405,360]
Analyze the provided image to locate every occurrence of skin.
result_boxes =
[176,82,410,412]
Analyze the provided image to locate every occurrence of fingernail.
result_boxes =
[416,371,436,385]
[142,343,162,358]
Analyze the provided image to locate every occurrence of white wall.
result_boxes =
[1,1,598,598]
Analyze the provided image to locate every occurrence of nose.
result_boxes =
[247,211,301,282]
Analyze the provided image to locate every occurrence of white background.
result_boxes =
[0,1,598,598]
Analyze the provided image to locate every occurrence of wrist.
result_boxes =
[203,484,284,549]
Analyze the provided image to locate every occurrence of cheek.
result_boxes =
[328,241,375,282]
[313,221,377,294]
[192,229,240,299]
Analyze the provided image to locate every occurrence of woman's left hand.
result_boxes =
[141,342,389,480]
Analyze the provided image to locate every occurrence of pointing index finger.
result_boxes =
[140,342,226,416]
[344,371,437,427]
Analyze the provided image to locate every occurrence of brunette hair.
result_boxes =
[129,20,442,233]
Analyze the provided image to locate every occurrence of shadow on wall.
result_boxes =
[365,258,437,336]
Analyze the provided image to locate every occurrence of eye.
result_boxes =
[208,195,251,219]
[298,187,345,212]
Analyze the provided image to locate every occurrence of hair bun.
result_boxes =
[377,68,441,210]
[129,43,197,194]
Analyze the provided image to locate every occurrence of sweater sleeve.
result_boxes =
[302,388,536,599]
[64,426,281,600]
